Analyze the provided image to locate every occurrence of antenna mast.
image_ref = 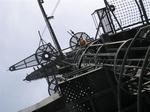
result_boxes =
[37,0,63,56]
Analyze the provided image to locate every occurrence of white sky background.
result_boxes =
[0,0,104,112]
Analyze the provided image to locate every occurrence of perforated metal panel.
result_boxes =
[143,0,150,19]
[107,0,142,29]
[62,81,94,102]
[66,102,93,112]
[59,68,118,112]
[60,75,95,112]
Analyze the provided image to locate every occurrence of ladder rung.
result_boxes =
[97,53,116,56]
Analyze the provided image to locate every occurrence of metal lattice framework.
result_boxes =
[69,32,92,50]
[9,43,59,71]
[107,0,143,29]
[10,16,150,112]
[143,0,150,19]
[9,0,150,112]
[92,0,150,36]
[72,25,150,112]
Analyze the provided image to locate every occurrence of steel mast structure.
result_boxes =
[10,0,150,112]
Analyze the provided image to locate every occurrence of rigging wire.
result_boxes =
[38,30,47,46]
[41,0,61,37]
[51,0,61,17]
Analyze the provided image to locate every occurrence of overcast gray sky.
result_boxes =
[0,0,104,112]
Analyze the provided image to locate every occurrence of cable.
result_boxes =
[41,0,61,37]
[41,26,47,36]
[51,0,61,16]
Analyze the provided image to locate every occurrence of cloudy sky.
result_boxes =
[0,0,104,112]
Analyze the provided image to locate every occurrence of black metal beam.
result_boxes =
[37,0,63,56]
[139,0,149,24]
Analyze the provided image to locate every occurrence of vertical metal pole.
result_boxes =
[104,0,116,33]
[37,0,63,56]
[139,0,149,24]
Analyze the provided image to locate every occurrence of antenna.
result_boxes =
[37,0,63,57]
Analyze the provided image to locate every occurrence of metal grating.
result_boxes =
[107,0,142,29]
[67,102,93,112]
[59,68,117,112]
[60,78,94,103]
[143,0,150,19]
[60,76,95,112]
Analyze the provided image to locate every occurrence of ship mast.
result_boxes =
[37,0,63,57]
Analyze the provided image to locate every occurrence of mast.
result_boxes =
[37,0,63,56]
